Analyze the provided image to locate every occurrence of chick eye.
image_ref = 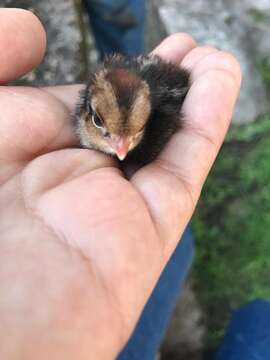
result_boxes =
[91,112,104,129]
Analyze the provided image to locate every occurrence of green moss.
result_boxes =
[227,115,270,141]
[73,0,90,80]
[258,57,270,92]
[248,8,270,23]
[11,77,35,86]
[192,116,270,349]
[224,15,233,26]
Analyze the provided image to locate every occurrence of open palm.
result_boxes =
[0,9,241,360]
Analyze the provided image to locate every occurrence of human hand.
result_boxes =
[0,9,241,360]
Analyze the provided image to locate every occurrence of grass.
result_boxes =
[258,57,270,92]
[192,115,270,349]
[248,8,270,23]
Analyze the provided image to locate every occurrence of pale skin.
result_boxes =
[0,8,241,360]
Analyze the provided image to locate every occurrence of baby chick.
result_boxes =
[75,54,190,165]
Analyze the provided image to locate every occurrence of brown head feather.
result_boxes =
[89,69,151,136]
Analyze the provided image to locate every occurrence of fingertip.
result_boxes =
[152,32,197,64]
[182,51,243,146]
[181,46,219,70]
[217,51,242,88]
[165,32,197,48]
[0,8,46,83]
[191,50,242,90]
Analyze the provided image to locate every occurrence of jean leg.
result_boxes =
[117,227,195,360]
[216,299,270,360]
[83,0,145,58]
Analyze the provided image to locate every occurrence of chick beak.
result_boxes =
[108,136,130,161]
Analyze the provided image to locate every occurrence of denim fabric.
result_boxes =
[84,0,145,58]
[216,299,270,360]
[117,228,195,360]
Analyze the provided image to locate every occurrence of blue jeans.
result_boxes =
[84,0,145,58]
[216,299,270,360]
[117,228,195,360]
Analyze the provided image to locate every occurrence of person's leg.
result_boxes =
[83,0,145,58]
[117,227,195,360]
[216,299,270,360]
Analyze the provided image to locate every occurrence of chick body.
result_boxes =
[76,54,190,165]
